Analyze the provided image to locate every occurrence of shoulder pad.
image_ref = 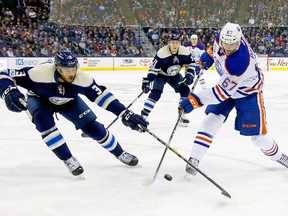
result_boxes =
[157,45,171,59]
[225,44,249,76]
[197,44,205,50]
[73,71,94,87]
[178,46,191,55]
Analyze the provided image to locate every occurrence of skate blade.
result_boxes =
[178,122,189,127]
[76,174,85,180]
[184,173,196,181]
[142,178,154,186]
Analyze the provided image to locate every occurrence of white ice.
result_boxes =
[0,70,288,216]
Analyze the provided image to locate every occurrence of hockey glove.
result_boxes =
[179,93,203,114]
[142,77,150,93]
[122,110,149,132]
[178,73,194,86]
[2,86,27,112]
[199,51,214,70]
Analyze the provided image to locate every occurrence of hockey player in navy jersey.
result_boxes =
[141,34,196,127]
[184,34,206,89]
[0,50,148,176]
[179,22,288,176]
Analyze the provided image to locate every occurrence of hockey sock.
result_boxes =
[41,126,72,160]
[141,98,156,117]
[251,134,282,161]
[82,121,123,157]
[190,114,225,161]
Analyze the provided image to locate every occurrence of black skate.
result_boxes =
[117,151,138,166]
[64,156,84,176]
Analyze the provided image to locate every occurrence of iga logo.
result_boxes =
[140,59,151,66]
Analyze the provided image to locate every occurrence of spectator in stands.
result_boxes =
[0,47,8,57]
[6,47,14,57]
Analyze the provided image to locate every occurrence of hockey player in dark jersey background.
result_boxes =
[0,50,148,176]
[141,34,196,127]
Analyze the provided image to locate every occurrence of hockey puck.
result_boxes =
[164,174,172,181]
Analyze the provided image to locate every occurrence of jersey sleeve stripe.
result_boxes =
[215,85,229,101]
[212,87,223,103]
[94,90,117,109]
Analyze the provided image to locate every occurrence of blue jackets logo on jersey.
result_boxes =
[167,65,181,76]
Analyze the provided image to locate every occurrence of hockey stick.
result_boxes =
[106,91,144,129]
[81,91,144,137]
[143,70,203,185]
[140,126,231,198]
[191,69,203,92]
[142,111,182,186]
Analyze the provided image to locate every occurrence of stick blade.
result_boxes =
[221,191,231,199]
[142,178,154,186]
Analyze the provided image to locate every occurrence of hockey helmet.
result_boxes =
[220,22,242,53]
[55,50,78,68]
[168,34,181,41]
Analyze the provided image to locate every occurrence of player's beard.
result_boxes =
[57,72,76,83]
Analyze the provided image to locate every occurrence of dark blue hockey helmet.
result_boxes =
[168,34,181,41]
[55,50,78,68]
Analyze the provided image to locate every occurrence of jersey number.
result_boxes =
[221,78,237,91]
[92,85,102,95]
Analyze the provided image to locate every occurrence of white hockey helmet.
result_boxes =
[190,34,198,46]
[190,34,198,40]
[220,22,242,54]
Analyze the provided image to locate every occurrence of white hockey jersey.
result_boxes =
[197,33,264,105]
[184,42,205,66]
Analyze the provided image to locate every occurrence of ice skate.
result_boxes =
[117,151,138,166]
[186,157,199,176]
[179,114,189,127]
[64,156,84,176]
[277,153,288,168]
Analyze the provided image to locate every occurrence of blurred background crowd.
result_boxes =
[0,0,287,57]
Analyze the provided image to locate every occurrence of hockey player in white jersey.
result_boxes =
[179,22,288,176]
[141,34,196,126]
[0,50,148,177]
[184,34,206,89]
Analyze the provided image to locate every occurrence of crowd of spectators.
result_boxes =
[0,0,287,57]
[0,0,147,57]
[130,0,241,28]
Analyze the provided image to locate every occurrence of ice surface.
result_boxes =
[0,70,288,216]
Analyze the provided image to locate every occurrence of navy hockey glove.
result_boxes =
[122,110,148,132]
[178,73,194,86]
[2,86,27,112]
[142,77,150,93]
[179,93,203,113]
